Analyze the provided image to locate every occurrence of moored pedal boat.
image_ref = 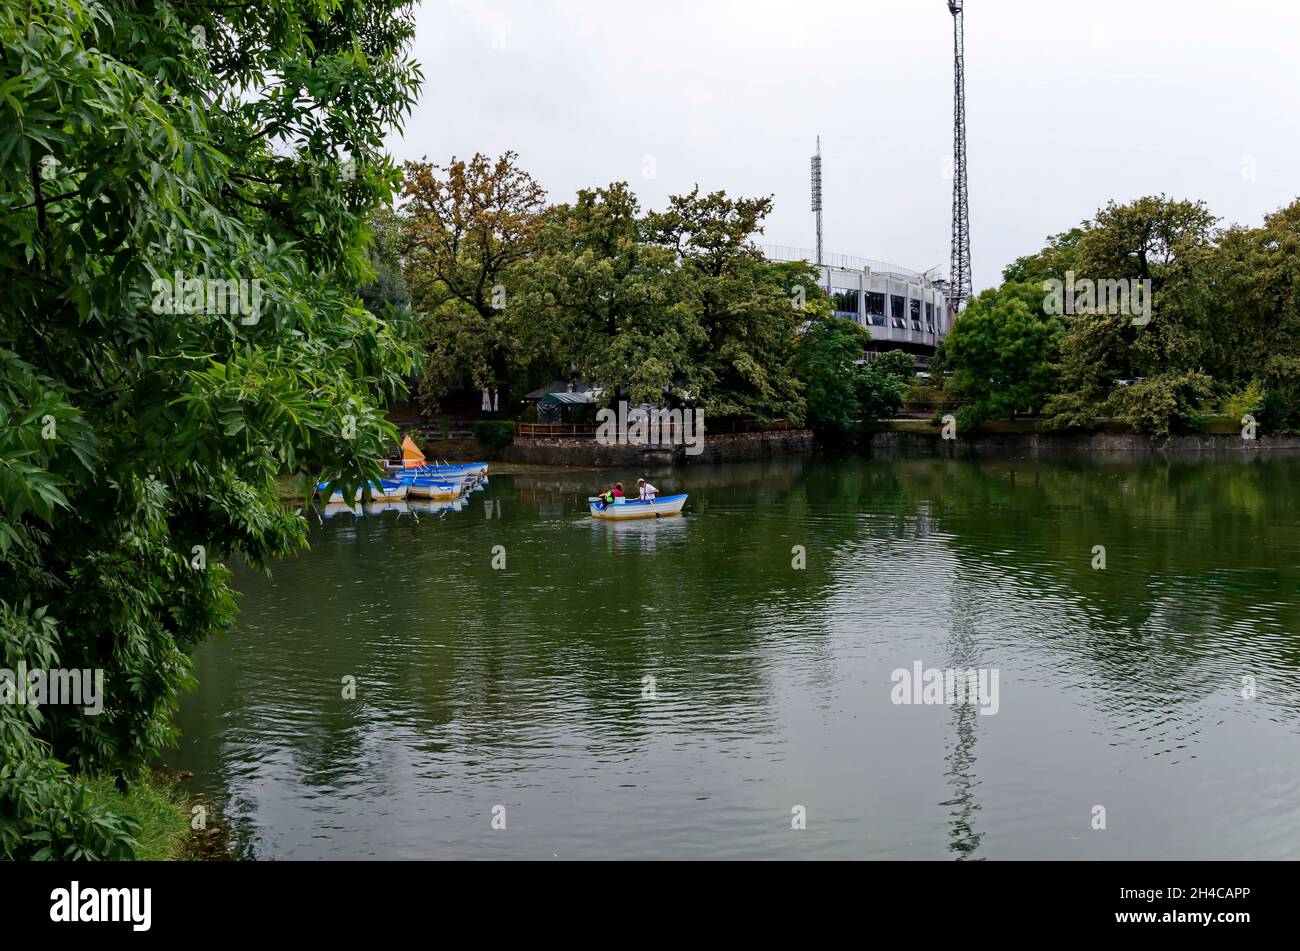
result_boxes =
[399,476,466,500]
[316,479,410,503]
[588,493,688,520]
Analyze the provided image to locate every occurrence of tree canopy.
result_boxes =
[945,194,1300,437]
[0,0,421,857]
[400,154,815,421]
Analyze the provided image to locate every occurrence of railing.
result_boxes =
[761,244,925,279]
[515,423,598,437]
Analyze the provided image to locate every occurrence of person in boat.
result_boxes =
[596,486,616,510]
[637,478,658,502]
[612,482,625,503]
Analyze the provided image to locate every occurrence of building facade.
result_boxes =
[764,245,955,366]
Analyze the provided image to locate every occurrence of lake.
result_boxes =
[163,453,1300,859]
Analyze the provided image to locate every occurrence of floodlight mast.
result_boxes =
[811,136,823,269]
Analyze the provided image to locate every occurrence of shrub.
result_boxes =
[1262,357,1300,434]
[1222,380,1264,422]
[473,420,516,454]
[1107,372,1214,437]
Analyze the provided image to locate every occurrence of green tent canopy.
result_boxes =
[538,391,597,406]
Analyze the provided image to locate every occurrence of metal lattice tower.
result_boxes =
[948,1,972,310]
[811,136,823,268]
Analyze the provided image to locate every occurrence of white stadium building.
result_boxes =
[763,245,956,369]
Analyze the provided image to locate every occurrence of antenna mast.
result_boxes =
[811,136,823,268]
[948,1,972,310]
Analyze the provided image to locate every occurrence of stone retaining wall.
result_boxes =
[866,429,1300,456]
[502,429,814,466]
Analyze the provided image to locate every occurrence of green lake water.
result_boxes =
[164,453,1300,859]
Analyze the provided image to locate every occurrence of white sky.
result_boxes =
[391,0,1300,292]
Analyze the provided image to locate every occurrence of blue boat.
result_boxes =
[394,475,466,499]
[316,479,410,503]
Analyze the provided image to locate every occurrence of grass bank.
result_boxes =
[83,773,232,860]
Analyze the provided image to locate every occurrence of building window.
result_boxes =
[925,301,936,333]
[890,295,906,329]
[910,299,922,331]
[865,292,886,326]
[831,287,860,316]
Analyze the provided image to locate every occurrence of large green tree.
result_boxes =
[510,182,701,406]
[945,282,1065,427]
[1209,200,1300,431]
[0,0,420,857]
[1042,196,1218,435]
[402,151,546,413]
[651,188,807,420]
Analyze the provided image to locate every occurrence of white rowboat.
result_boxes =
[588,493,688,520]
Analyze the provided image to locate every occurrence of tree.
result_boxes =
[402,152,546,412]
[510,182,701,406]
[1209,200,1300,432]
[1002,227,1085,285]
[0,0,420,857]
[945,283,1065,427]
[511,181,813,421]
[856,349,915,422]
[796,315,869,439]
[651,188,807,420]
[359,205,411,318]
[1043,196,1218,435]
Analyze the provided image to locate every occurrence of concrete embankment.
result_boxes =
[865,428,1300,457]
[503,429,815,466]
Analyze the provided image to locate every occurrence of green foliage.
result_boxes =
[0,0,420,857]
[359,205,412,317]
[945,283,1065,428]
[1210,202,1300,432]
[1106,372,1215,437]
[402,152,547,412]
[81,775,192,861]
[795,317,870,438]
[905,378,947,406]
[1221,380,1265,421]
[472,420,515,454]
[928,338,950,374]
[1042,196,1219,433]
[403,153,815,423]
[792,319,917,439]
[510,182,699,408]
[1002,227,1085,285]
[653,189,809,421]
[1261,357,1300,435]
[857,350,914,422]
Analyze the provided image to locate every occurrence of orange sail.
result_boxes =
[401,435,426,469]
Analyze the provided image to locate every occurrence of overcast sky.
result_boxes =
[390,0,1300,292]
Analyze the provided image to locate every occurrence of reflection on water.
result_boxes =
[165,454,1300,859]
[590,514,690,555]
